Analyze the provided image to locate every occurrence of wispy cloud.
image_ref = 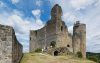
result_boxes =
[36,0,43,7]
[11,0,19,4]
[70,0,96,10]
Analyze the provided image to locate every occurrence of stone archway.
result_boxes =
[54,51,58,56]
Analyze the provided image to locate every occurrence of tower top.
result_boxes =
[51,4,62,20]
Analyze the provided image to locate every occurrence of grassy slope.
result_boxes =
[20,53,95,63]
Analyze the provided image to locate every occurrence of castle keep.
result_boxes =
[30,4,86,58]
[0,24,23,63]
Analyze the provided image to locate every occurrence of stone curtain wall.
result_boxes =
[0,24,23,63]
[12,29,23,63]
[0,25,12,63]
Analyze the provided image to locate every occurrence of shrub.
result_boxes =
[88,56,98,62]
[98,60,100,63]
[77,51,82,58]
[35,48,42,53]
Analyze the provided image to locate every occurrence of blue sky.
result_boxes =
[0,0,100,53]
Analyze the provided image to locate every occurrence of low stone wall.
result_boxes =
[0,24,23,63]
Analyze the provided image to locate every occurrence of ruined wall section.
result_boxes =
[56,21,72,50]
[68,33,73,52]
[0,25,13,63]
[0,24,23,63]
[12,29,23,63]
[30,30,38,52]
[37,27,46,49]
[73,21,86,58]
[46,20,57,48]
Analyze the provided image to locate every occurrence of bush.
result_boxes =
[88,56,98,62]
[98,60,100,63]
[77,51,82,58]
[35,48,42,53]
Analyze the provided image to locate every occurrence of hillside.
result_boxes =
[20,53,95,63]
[87,52,100,62]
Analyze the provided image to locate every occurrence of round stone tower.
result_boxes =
[72,21,86,58]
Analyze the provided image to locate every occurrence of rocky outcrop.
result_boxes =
[0,24,23,63]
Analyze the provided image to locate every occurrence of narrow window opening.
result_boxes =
[30,37,31,40]
[61,26,63,31]
[67,45,70,47]
[35,31,37,36]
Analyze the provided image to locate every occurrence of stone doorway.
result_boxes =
[54,51,58,56]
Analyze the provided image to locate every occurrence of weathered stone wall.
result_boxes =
[0,24,23,63]
[72,21,86,58]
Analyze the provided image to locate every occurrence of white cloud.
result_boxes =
[36,0,42,7]
[0,10,44,52]
[32,9,41,17]
[62,13,78,24]
[11,0,19,4]
[32,9,44,28]
[70,0,96,10]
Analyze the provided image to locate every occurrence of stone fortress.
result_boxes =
[0,24,23,63]
[30,4,86,58]
[0,4,86,63]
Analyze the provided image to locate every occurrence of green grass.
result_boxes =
[20,53,96,63]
